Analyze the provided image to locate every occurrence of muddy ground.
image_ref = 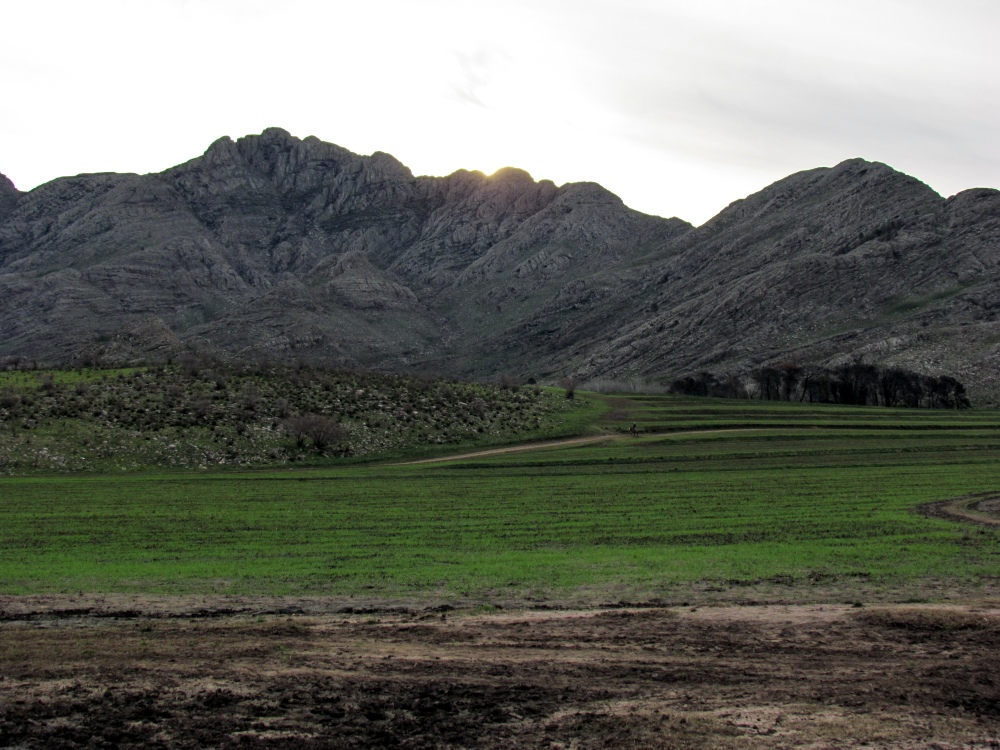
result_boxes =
[2,600,1000,749]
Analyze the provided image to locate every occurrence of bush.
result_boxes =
[0,388,18,410]
[283,414,347,453]
[559,377,580,400]
[496,373,522,391]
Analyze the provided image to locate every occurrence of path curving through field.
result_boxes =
[918,492,1000,527]
[396,434,616,465]
[394,427,755,465]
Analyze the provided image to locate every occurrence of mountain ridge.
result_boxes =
[2,130,999,400]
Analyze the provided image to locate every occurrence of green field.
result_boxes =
[2,393,1000,603]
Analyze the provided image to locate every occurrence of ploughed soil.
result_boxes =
[3,600,1000,748]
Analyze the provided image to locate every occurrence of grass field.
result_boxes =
[2,393,1000,603]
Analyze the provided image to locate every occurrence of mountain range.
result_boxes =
[2,128,999,400]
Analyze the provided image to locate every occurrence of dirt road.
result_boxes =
[919,492,1000,527]
[396,428,751,465]
[2,602,999,748]
[397,434,615,464]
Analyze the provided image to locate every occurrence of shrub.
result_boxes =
[283,414,347,453]
[496,373,522,391]
[559,377,581,400]
[0,388,18,410]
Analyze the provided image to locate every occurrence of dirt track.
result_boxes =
[919,492,1000,528]
[3,603,1000,748]
[396,428,750,465]
[396,435,615,464]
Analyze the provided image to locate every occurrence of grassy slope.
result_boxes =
[2,391,999,603]
[0,366,585,473]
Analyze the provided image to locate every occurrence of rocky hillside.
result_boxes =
[564,161,1000,399]
[0,129,687,372]
[1,130,999,399]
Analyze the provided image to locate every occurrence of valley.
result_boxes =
[3,127,1000,746]
[2,389,1000,747]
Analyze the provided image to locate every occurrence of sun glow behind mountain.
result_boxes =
[2,0,998,226]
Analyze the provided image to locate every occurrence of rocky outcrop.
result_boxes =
[0,173,19,224]
[323,251,420,310]
[1,131,999,399]
[71,315,205,367]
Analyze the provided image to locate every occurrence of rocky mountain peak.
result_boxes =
[945,187,1000,226]
[362,151,414,181]
[826,158,940,201]
[202,135,239,162]
[0,172,20,223]
[488,167,535,184]
[259,126,295,141]
[2,132,999,400]
[555,181,625,206]
[693,158,941,244]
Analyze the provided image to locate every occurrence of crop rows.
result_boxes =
[2,392,999,601]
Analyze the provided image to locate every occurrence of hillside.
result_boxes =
[0,128,687,371]
[0,363,575,474]
[1,130,999,398]
[561,160,1000,399]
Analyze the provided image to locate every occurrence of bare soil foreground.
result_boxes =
[3,601,1000,749]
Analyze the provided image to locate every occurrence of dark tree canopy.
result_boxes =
[670,362,970,409]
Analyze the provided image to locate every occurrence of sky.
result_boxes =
[2,0,997,226]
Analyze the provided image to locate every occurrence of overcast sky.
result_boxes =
[2,0,997,225]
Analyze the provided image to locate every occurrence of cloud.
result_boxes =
[449,48,506,109]
[1,0,996,224]
[555,0,1000,200]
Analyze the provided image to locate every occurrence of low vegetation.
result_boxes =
[0,361,577,473]
[671,361,971,408]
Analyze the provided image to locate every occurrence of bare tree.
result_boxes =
[778,362,803,401]
[741,377,759,400]
[559,377,581,400]
[754,366,783,401]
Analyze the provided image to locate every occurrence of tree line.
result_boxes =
[670,362,970,409]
